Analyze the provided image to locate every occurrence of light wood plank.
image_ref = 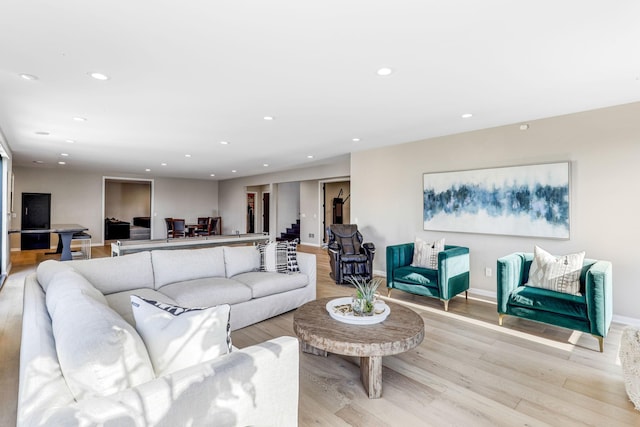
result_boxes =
[1,244,638,426]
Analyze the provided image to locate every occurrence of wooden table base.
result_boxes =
[300,342,383,398]
[360,355,382,398]
[294,297,424,399]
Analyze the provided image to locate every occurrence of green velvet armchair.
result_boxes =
[386,243,470,311]
[497,252,612,352]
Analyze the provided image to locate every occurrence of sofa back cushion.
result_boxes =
[152,247,226,289]
[224,245,260,277]
[68,251,155,294]
[36,260,74,292]
[46,273,155,400]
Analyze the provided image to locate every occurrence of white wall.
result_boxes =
[11,167,218,245]
[351,102,640,319]
[276,181,300,236]
[144,177,218,239]
[218,156,350,242]
[299,180,320,245]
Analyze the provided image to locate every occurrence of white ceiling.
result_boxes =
[1,1,639,180]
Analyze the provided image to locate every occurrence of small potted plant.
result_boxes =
[347,276,383,316]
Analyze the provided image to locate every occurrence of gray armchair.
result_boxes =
[326,224,375,284]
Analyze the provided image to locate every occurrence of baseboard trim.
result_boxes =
[374,271,640,326]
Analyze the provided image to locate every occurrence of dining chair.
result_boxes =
[195,217,211,236]
[172,219,186,238]
[164,218,174,238]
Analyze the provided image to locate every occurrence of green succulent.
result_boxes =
[347,276,383,303]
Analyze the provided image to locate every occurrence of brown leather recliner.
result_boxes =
[326,224,375,284]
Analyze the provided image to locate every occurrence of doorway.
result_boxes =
[102,177,153,242]
[262,192,270,233]
[246,192,256,233]
[322,181,350,242]
[21,192,51,250]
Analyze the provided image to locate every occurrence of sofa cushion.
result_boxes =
[152,247,226,289]
[159,277,252,307]
[233,271,308,298]
[526,245,585,295]
[106,288,179,327]
[224,245,260,277]
[411,237,444,270]
[36,260,74,292]
[44,270,108,312]
[257,241,289,273]
[46,276,155,400]
[131,296,231,376]
[509,285,587,319]
[393,265,438,287]
[69,251,155,294]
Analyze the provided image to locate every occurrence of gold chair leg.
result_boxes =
[387,288,392,298]
[442,299,449,311]
[593,335,604,353]
[498,313,505,326]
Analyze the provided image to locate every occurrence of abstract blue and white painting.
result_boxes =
[423,162,570,239]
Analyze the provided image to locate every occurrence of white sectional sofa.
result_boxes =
[18,245,316,426]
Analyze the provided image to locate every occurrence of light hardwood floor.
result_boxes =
[1,245,638,426]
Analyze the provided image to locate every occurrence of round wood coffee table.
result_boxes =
[293,296,424,398]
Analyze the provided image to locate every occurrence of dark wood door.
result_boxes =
[21,193,51,250]
[263,193,270,233]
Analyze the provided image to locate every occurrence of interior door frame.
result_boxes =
[318,177,350,243]
[262,191,270,234]
[246,191,257,233]
[102,176,154,244]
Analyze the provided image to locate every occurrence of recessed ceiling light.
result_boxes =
[20,73,38,81]
[60,153,69,157]
[161,162,167,166]
[88,72,109,80]
[519,123,530,130]
[58,161,66,165]
[185,154,191,158]
[145,168,151,172]
[65,139,75,143]
[35,131,50,136]
[352,138,360,142]
[73,117,87,122]
[210,173,215,177]
[461,113,473,119]
[231,169,237,173]
[263,163,269,167]
[219,141,229,145]
[263,116,274,121]
[307,155,314,159]
[376,67,393,76]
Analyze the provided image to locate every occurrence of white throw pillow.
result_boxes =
[526,245,585,295]
[286,239,300,273]
[257,241,289,273]
[130,296,232,376]
[411,237,445,270]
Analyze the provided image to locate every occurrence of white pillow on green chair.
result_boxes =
[411,237,445,270]
[527,245,585,295]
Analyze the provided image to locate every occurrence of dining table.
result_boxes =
[10,223,89,261]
